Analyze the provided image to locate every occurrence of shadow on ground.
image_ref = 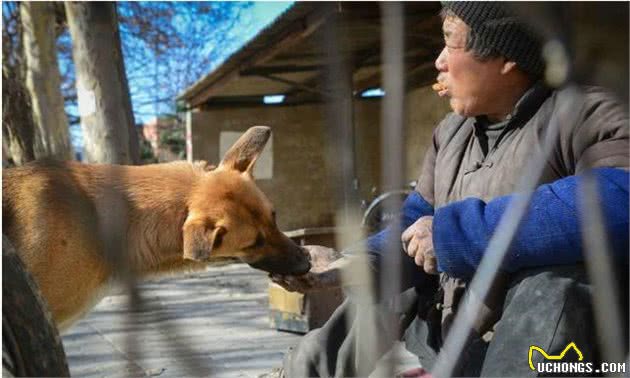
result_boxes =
[62,264,301,378]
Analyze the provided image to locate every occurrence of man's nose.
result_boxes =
[435,47,447,72]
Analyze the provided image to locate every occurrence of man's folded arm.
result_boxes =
[432,167,629,279]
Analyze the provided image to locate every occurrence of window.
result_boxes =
[263,94,285,104]
[360,88,385,98]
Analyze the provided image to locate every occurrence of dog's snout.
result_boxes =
[248,245,311,275]
[301,246,312,262]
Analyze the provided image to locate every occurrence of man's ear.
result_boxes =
[501,60,518,75]
[218,126,270,175]
[182,221,227,261]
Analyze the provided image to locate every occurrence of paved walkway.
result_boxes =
[62,264,301,377]
[62,263,420,377]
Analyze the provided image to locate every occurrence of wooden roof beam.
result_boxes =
[187,4,337,107]
[199,94,320,109]
[240,64,323,76]
[255,73,332,97]
[242,6,335,68]
[353,61,436,94]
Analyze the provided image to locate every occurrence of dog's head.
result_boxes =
[182,126,311,275]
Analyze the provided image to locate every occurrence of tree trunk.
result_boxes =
[2,66,36,166]
[20,2,73,160]
[64,2,139,164]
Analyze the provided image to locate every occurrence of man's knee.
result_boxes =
[283,299,354,377]
[283,329,327,377]
[482,265,601,376]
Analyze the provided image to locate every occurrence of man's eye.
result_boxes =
[445,43,464,53]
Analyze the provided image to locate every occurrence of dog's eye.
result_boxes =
[271,210,277,223]
[246,233,265,250]
[254,233,265,248]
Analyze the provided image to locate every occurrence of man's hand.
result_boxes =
[401,216,438,274]
[269,245,343,293]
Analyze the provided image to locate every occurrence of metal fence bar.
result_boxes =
[95,178,212,376]
[378,2,406,376]
[579,170,626,365]
[324,9,382,377]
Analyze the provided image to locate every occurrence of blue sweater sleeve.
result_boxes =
[433,168,629,279]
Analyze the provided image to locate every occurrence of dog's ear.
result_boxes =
[218,126,270,176]
[182,221,227,261]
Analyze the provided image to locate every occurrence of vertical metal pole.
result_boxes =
[339,60,359,224]
[379,2,406,376]
[320,6,379,376]
[321,7,361,226]
[579,168,626,365]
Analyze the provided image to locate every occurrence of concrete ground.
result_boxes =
[62,263,419,377]
[62,264,301,377]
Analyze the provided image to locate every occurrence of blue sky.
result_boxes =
[231,1,293,54]
[68,2,293,153]
[131,2,293,122]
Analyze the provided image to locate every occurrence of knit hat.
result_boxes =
[441,2,544,78]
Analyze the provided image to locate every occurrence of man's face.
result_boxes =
[434,15,507,118]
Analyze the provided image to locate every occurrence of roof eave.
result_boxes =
[177,2,332,105]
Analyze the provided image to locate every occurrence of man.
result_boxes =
[272,2,629,376]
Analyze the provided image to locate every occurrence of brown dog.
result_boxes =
[3,126,311,331]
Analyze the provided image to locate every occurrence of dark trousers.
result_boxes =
[283,265,629,377]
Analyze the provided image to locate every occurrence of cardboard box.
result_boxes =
[269,283,344,333]
[269,227,348,333]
